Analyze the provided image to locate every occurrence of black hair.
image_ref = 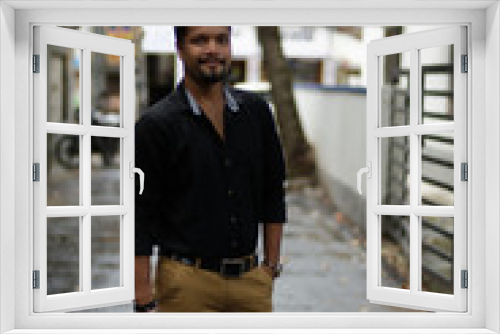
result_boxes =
[173,26,189,48]
[174,26,231,49]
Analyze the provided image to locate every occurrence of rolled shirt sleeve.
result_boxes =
[134,111,169,255]
[258,100,287,224]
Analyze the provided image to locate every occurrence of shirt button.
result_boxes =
[230,216,237,223]
[228,189,234,196]
[231,240,238,248]
[225,158,231,167]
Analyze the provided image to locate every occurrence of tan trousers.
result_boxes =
[155,257,273,312]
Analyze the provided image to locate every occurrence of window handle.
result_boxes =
[357,162,372,195]
[130,162,144,195]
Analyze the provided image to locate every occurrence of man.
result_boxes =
[134,26,286,312]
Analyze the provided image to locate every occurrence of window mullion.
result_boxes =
[372,125,412,137]
[81,213,90,293]
[82,47,92,294]
[411,206,455,217]
[413,123,454,135]
[409,47,420,294]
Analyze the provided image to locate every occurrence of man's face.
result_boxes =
[178,26,231,85]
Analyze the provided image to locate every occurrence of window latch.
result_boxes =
[129,162,144,195]
[357,162,372,195]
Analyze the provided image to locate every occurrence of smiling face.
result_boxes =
[177,26,232,86]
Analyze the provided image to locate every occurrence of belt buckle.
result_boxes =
[220,258,245,278]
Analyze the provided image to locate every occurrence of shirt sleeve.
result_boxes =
[258,99,288,224]
[134,111,169,256]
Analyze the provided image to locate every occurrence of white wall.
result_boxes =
[485,2,500,332]
[296,87,367,188]
[7,5,490,331]
[0,2,16,333]
[294,86,368,226]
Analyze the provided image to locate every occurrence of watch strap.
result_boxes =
[134,299,158,312]
[262,259,283,278]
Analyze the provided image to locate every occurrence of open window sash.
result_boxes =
[33,26,136,312]
[365,26,467,312]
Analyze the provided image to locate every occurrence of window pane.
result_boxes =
[91,51,121,127]
[47,45,81,124]
[92,216,121,290]
[91,137,121,205]
[420,45,454,124]
[380,51,410,127]
[381,215,410,290]
[47,217,80,295]
[421,134,454,206]
[47,133,80,206]
[421,216,454,294]
[381,136,410,205]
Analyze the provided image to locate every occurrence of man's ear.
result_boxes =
[176,45,184,61]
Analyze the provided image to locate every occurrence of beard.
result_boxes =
[185,58,230,85]
[203,68,229,84]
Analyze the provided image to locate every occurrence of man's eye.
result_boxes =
[191,37,207,44]
[217,36,229,44]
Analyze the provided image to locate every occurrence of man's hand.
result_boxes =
[261,264,276,280]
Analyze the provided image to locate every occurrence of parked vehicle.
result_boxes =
[55,109,120,169]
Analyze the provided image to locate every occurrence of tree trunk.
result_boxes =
[383,27,403,85]
[256,26,316,179]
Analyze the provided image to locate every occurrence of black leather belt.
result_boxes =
[167,253,258,278]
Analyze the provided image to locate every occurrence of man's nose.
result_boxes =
[206,39,220,53]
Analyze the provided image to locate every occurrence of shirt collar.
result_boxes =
[183,84,240,116]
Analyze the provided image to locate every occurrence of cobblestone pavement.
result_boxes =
[47,161,414,313]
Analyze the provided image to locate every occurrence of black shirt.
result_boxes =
[135,81,287,258]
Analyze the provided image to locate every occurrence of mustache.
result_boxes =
[198,58,226,65]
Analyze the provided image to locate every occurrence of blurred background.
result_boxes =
[45,25,455,313]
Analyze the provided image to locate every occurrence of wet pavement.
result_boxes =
[47,157,413,313]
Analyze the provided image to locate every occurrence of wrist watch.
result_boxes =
[134,299,157,312]
[262,259,283,278]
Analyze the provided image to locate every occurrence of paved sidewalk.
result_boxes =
[269,182,412,312]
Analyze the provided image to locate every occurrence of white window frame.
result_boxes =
[366,26,468,312]
[0,1,498,333]
[33,25,136,313]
